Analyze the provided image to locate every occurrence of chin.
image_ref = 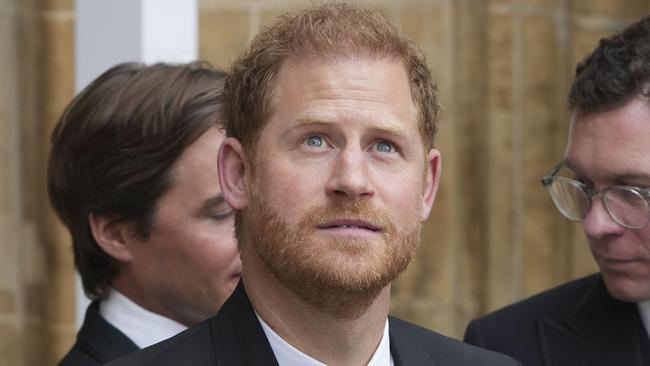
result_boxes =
[602,274,650,303]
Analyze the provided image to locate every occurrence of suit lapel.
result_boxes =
[537,276,644,366]
[77,301,139,363]
[209,281,279,365]
[640,323,650,364]
[389,317,437,366]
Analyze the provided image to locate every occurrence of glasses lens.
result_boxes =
[546,178,590,221]
[603,188,649,229]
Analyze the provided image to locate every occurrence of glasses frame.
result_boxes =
[541,162,650,230]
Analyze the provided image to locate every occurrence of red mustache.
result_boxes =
[299,200,393,234]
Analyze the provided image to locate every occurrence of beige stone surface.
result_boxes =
[522,0,565,6]
[397,1,454,87]
[41,0,72,11]
[14,0,41,225]
[258,4,309,28]
[258,2,393,29]
[570,21,625,68]
[520,12,567,295]
[485,8,518,311]
[41,16,74,133]
[199,8,251,69]
[443,0,491,333]
[571,0,648,18]
[0,0,15,15]
[0,323,21,366]
[38,13,76,360]
[45,266,76,362]
[569,225,598,277]
[0,287,15,314]
[23,321,47,366]
[0,10,16,217]
[390,0,465,336]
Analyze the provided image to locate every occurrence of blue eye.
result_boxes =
[305,135,325,147]
[376,140,394,153]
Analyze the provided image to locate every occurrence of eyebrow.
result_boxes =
[564,159,650,183]
[293,118,411,141]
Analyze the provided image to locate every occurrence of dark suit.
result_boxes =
[107,281,520,365]
[464,274,650,366]
[58,301,139,366]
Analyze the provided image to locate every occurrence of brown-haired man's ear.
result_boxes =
[88,213,135,262]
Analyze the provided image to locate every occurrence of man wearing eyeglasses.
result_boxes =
[464,15,650,366]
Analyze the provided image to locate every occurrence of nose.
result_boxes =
[325,148,374,200]
[582,198,626,240]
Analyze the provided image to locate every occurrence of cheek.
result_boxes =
[255,165,321,220]
[634,229,650,255]
[186,235,239,271]
[374,169,424,212]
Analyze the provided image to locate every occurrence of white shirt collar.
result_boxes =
[637,300,650,341]
[256,312,394,366]
[99,289,187,348]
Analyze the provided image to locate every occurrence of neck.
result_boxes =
[112,272,192,327]
[242,245,391,366]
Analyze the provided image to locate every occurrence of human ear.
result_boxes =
[88,213,134,262]
[420,149,441,221]
[218,137,250,210]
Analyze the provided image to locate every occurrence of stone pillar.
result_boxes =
[0,0,75,364]
[38,0,76,363]
[0,0,22,363]
[391,0,478,337]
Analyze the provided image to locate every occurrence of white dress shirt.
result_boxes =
[99,289,187,348]
[637,300,650,341]
[256,312,394,366]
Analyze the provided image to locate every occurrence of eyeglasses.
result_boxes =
[541,162,650,229]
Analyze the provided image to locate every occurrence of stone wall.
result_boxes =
[0,0,647,364]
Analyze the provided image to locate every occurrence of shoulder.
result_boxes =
[389,317,520,366]
[57,343,101,366]
[463,273,602,353]
[470,274,601,327]
[106,319,214,366]
[57,301,139,365]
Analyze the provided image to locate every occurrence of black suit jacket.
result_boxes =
[58,301,139,366]
[107,282,520,365]
[464,274,650,366]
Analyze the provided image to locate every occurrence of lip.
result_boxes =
[315,219,382,238]
[316,219,381,231]
[597,256,642,270]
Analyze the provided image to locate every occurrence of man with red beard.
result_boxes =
[108,4,519,365]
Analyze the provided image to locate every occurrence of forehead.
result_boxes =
[275,55,410,93]
[565,99,650,180]
[268,55,418,134]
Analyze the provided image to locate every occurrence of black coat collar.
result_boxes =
[209,281,439,366]
[209,282,279,365]
[538,276,646,366]
[76,301,139,363]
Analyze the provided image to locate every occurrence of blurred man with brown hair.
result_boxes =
[464,15,650,366]
[109,4,519,365]
[50,62,241,365]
